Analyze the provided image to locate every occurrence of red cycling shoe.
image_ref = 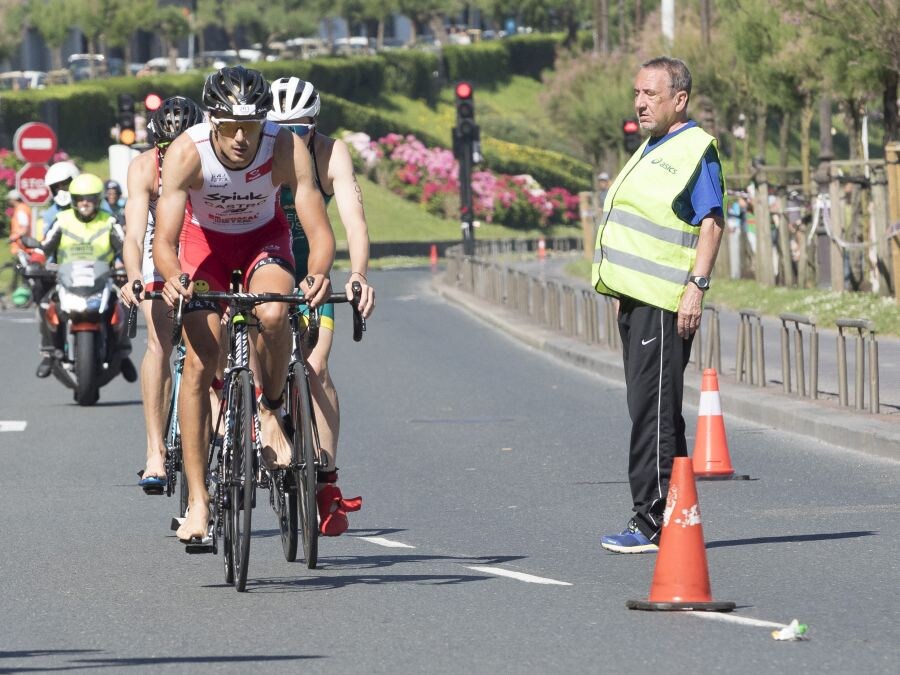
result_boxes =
[316,484,362,536]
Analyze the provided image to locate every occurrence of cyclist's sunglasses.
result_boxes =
[286,123,316,138]
[211,118,264,138]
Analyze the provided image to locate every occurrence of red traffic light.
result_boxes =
[455,82,473,99]
[623,119,640,134]
[144,93,163,111]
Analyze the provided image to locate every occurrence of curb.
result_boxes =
[433,277,900,462]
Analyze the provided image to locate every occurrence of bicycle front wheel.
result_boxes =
[230,370,255,592]
[290,363,319,569]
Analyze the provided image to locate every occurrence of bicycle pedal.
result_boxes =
[185,540,214,554]
[170,516,185,531]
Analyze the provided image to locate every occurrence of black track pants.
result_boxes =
[618,297,693,541]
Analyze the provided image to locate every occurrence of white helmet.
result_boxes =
[45,161,80,207]
[267,77,320,122]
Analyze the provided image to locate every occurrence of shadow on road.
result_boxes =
[706,530,876,549]
[234,571,493,593]
[0,654,319,673]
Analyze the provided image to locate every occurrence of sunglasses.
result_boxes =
[211,118,264,138]
[286,123,316,138]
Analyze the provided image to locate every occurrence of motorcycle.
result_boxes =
[24,259,134,406]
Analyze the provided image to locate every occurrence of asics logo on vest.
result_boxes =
[651,157,678,175]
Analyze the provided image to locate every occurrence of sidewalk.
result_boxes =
[433,255,900,461]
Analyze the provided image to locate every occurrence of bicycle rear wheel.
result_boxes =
[230,370,255,592]
[290,363,319,569]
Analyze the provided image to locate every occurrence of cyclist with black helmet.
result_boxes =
[153,66,335,543]
[268,76,374,535]
[121,95,205,493]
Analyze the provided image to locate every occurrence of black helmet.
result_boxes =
[104,179,121,193]
[202,66,271,120]
[149,95,204,144]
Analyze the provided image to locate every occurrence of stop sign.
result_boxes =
[14,122,58,164]
[16,163,51,206]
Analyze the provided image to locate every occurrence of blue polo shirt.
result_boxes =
[644,120,723,226]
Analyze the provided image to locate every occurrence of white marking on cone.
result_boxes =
[697,390,722,416]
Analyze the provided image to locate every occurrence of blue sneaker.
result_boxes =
[600,519,659,553]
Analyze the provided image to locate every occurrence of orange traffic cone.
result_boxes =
[429,244,438,270]
[627,457,735,612]
[692,369,749,480]
[537,237,546,259]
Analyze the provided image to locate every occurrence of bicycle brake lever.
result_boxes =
[127,280,143,338]
[350,280,365,342]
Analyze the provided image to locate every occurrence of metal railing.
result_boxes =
[778,313,819,399]
[836,319,879,413]
[736,309,766,386]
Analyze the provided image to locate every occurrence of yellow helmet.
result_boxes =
[69,173,105,200]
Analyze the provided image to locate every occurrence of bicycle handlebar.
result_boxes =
[133,278,365,345]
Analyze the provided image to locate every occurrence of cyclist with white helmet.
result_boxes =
[268,76,374,536]
[153,66,335,544]
[120,95,205,493]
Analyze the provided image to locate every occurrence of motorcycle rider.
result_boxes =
[119,95,205,492]
[25,173,137,381]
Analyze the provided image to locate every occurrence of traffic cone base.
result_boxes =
[692,369,750,480]
[627,457,735,613]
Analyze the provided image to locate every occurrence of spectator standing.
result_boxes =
[591,56,725,553]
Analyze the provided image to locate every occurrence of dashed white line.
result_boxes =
[466,565,572,586]
[690,612,787,629]
[358,536,416,549]
[0,421,27,432]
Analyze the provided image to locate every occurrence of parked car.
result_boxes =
[281,37,329,60]
[333,36,376,56]
[67,54,125,80]
[143,57,193,74]
[0,70,48,90]
[194,50,240,70]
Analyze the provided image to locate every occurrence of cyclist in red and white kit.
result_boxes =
[153,66,335,543]
[121,96,204,494]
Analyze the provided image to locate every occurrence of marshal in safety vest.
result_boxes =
[53,209,118,265]
[592,126,722,312]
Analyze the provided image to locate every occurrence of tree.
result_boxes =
[27,0,73,71]
[0,1,27,64]
[541,50,637,171]
[154,4,191,70]
[106,0,155,73]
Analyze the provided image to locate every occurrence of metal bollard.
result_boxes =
[778,313,818,399]
[736,309,766,386]
[835,319,879,413]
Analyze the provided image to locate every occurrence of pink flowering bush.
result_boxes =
[354,132,579,229]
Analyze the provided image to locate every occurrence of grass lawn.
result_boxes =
[565,258,900,337]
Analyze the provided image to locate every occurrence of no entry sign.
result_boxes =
[16,163,51,206]
[14,122,58,164]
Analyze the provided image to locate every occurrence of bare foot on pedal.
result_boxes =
[143,449,166,480]
[176,500,210,542]
[258,400,291,470]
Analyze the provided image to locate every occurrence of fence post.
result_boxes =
[828,169,846,293]
[869,164,892,296]
[884,143,900,302]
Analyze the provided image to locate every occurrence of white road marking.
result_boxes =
[690,612,787,629]
[358,536,416,549]
[0,421,27,432]
[466,565,572,586]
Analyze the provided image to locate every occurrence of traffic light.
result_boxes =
[118,93,136,145]
[623,118,642,154]
[144,92,163,112]
[455,81,477,141]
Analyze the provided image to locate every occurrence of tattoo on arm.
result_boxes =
[352,173,363,205]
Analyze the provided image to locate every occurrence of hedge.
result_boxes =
[442,43,510,89]
[503,35,559,79]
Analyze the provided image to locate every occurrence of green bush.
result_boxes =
[503,35,559,79]
[381,50,440,104]
[256,57,384,103]
[443,44,509,88]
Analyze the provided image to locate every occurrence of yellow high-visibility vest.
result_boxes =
[55,209,116,264]
[592,126,721,312]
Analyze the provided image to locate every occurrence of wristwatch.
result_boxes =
[689,275,710,291]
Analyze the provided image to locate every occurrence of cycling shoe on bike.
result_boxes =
[316,483,362,537]
[35,355,52,378]
[258,395,292,470]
